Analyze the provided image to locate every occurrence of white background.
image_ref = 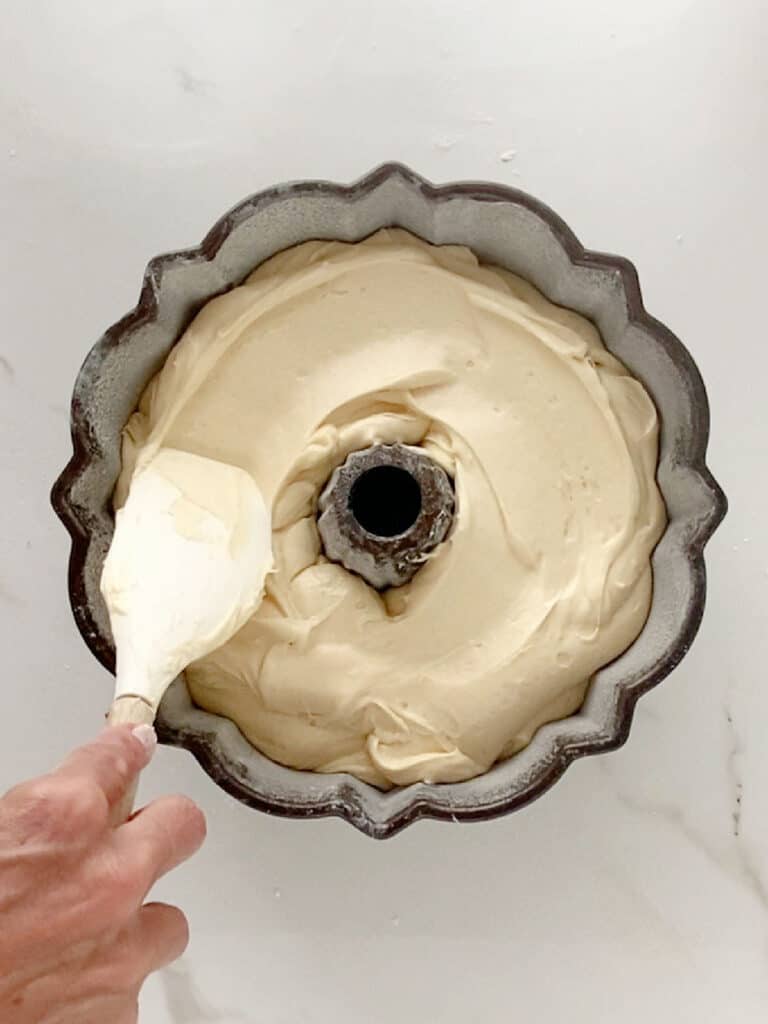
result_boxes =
[1,1,766,1021]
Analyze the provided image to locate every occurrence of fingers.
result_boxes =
[133,902,190,973]
[1,772,110,844]
[85,904,188,1001]
[114,795,206,893]
[56,725,157,810]
[1,727,158,845]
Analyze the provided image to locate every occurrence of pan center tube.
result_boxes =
[317,443,455,590]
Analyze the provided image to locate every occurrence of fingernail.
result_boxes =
[132,724,157,761]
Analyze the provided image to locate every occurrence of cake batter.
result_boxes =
[115,230,665,787]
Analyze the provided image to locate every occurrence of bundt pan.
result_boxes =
[51,163,727,839]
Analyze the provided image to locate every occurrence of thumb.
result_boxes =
[55,724,157,810]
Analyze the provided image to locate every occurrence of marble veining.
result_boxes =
[605,717,768,914]
[724,701,745,839]
[175,66,214,97]
[160,961,248,1024]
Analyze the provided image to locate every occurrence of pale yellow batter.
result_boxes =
[116,229,665,788]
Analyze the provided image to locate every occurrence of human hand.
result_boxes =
[0,725,206,1023]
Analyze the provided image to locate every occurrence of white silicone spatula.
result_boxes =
[101,447,272,818]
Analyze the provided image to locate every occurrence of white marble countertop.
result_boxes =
[1,1,765,1020]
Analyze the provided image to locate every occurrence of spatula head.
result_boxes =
[101,448,272,710]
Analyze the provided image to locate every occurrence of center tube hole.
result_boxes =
[348,466,422,538]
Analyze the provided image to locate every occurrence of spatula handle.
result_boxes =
[107,695,155,824]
